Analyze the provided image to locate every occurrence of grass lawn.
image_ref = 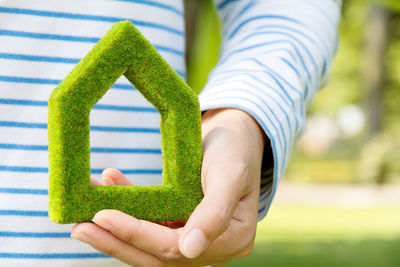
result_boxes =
[229,204,400,267]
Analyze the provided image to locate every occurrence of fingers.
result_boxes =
[90,168,132,186]
[90,177,103,186]
[71,222,159,266]
[92,210,185,262]
[72,221,231,266]
[179,160,247,259]
[102,168,132,186]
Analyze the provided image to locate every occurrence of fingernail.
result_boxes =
[183,228,207,259]
[92,212,112,230]
[103,177,115,186]
[71,232,91,243]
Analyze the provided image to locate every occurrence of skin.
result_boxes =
[71,108,266,266]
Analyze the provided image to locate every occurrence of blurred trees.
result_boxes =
[294,0,400,184]
[363,5,389,137]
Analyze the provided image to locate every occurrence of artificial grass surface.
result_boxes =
[48,21,203,224]
[230,204,400,267]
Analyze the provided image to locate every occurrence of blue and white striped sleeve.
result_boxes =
[198,0,342,220]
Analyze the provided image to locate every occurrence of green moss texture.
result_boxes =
[48,21,203,224]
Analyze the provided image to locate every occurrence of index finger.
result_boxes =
[92,209,186,262]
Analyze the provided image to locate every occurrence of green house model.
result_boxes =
[48,21,203,224]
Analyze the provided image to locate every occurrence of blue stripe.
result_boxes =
[220,46,297,66]
[0,121,160,133]
[250,58,305,120]
[240,30,320,71]
[0,231,70,238]
[0,98,47,106]
[258,203,267,214]
[93,104,157,112]
[0,30,184,57]
[0,29,99,42]
[90,125,160,133]
[0,7,183,36]
[0,166,48,173]
[0,52,78,63]
[110,83,135,90]
[260,189,272,202]
[0,75,60,85]
[90,147,161,153]
[0,98,158,113]
[262,65,305,122]
[0,253,109,259]
[0,121,47,129]
[0,165,162,174]
[256,24,330,56]
[236,2,254,18]
[0,210,48,216]
[278,56,312,107]
[221,40,309,74]
[222,40,286,60]
[238,80,295,136]
[217,0,239,10]
[211,68,300,117]
[0,143,161,154]
[112,0,183,16]
[280,57,300,75]
[0,75,135,90]
[251,58,302,97]
[153,45,184,57]
[229,15,310,40]
[0,187,48,195]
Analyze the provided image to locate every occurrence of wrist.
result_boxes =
[202,108,266,154]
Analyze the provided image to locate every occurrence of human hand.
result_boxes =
[71,108,266,266]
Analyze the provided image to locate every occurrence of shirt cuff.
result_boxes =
[198,74,295,220]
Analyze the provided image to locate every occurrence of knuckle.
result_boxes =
[234,161,249,178]
[235,241,255,258]
[122,228,137,245]
[234,162,250,187]
[158,246,182,262]
[242,219,257,237]
[102,243,119,257]
[126,232,138,245]
[123,220,142,245]
[209,204,229,231]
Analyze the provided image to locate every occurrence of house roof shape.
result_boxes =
[48,21,203,223]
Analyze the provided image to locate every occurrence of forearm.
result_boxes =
[200,0,342,219]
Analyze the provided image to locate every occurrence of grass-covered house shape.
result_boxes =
[48,21,203,224]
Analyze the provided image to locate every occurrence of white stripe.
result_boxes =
[0,259,123,267]
[0,172,48,189]
[0,194,48,211]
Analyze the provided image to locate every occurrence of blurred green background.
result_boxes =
[185,0,400,266]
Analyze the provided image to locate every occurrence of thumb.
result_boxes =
[179,162,247,259]
[102,168,132,185]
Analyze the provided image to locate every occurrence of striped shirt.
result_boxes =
[0,0,341,266]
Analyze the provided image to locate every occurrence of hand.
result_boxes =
[71,108,266,266]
